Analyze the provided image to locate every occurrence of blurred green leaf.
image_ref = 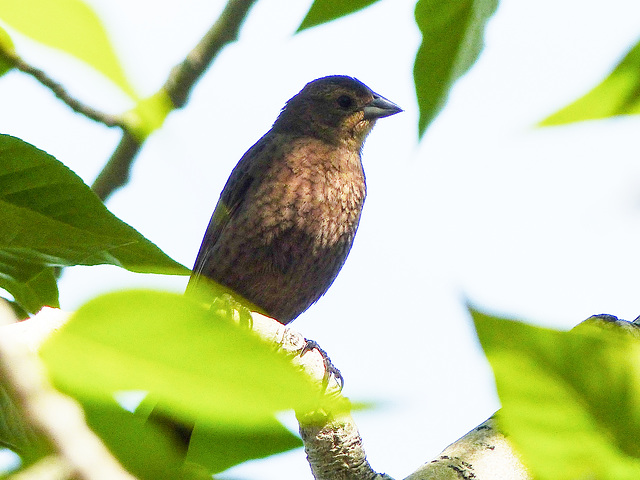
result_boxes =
[0,0,137,98]
[40,289,346,424]
[414,0,498,138]
[82,399,191,480]
[0,24,15,77]
[472,308,640,480]
[0,134,189,313]
[297,0,381,32]
[0,382,39,455]
[188,415,302,474]
[540,39,640,126]
[39,290,347,471]
[122,88,174,142]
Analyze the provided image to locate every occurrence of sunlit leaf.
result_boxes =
[0,135,189,313]
[297,0,381,32]
[540,39,640,126]
[472,308,640,480]
[39,290,344,472]
[40,290,347,423]
[0,24,15,76]
[122,88,174,141]
[413,0,498,138]
[0,0,137,98]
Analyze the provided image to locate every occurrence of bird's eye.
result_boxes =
[336,95,354,109]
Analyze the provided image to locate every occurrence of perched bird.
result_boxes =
[154,76,400,450]
[188,75,402,324]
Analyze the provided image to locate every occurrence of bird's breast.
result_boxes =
[268,140,366,247]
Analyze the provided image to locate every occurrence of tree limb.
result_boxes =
[0,49,123,128]
[0,307,536,480]
[405,417,530,480]
[91,0,259,201]
[0,308,136,479]
[247,312,391,480]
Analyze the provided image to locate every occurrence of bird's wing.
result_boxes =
[186,139,266,292]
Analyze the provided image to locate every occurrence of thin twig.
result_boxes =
[91,0,259,201]
[0,49,124,129]
[91,131,141,201]
[163,0,258,108]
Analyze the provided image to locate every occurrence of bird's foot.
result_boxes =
[300,339,344,390]
[209,293,253,328]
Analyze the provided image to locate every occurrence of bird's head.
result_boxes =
[274,76,402,148]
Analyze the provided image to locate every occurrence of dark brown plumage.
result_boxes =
[188,76,401,324]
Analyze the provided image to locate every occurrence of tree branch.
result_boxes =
[0,49,124,128]
[405,417,531,480]
[1,307,536,480]
[90,0,259,201]
[0,308,136,479]
[247,312,391,480]
[91,131,141,201]
[162,0,258,108]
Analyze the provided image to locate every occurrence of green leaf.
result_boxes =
[0,265,60,313]
[0,382,39,454]
[540,39,640,126]
[413,0,498,138]
[39,290,347,471]
[188,415,302,474]
[0,24,16,77]
[471,308,640,480]
[82,399,191,480]
[122,88,174,142]
[297,0,381,32]
[0,0,137,99]
[0,134,189,313]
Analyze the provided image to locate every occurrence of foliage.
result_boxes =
[37,290,343,476]
[297,0,382,32]
[0,0,640,477]
[413,0,498,137]
[0,134,188,314]
[540,38,640,126]
[473,309,640,480]
[0,0,137,98]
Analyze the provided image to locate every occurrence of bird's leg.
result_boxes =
[300,339,344,390]
[209,292,254,329]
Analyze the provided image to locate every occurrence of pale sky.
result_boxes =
[2,0,640,478]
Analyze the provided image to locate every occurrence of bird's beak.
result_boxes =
[363,94,403,120]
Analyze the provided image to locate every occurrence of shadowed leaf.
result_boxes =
[0,135,188,313]
[414,0,498,138]
[297,0,381,32]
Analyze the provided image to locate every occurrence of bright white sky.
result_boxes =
[2,0,640,478]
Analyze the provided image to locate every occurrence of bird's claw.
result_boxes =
[300,339,344,390]
[210,293,253,328]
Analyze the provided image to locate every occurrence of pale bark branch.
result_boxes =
[405,417,530,480]
[0,307,534,480]
[0,308,136,479]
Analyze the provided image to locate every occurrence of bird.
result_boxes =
[187,75,402,324]
[152,76,400,451]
